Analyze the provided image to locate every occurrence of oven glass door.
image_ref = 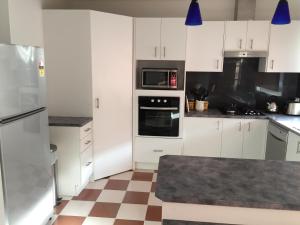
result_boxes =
[139,107,179,137]
[142,70,169,88]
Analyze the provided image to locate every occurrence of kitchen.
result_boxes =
[1,0,300,225]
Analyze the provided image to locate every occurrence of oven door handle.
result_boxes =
[140,106,179,111]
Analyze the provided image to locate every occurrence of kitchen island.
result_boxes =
[156,155,300,225]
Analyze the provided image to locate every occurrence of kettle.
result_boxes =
[266,96,278,113]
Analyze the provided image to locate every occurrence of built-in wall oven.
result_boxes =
[138,96,180,137]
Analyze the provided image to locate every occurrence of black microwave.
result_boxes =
[141,69,178,89]
[136,60,185,90]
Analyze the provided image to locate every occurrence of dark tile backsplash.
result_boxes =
[186,58,300,113]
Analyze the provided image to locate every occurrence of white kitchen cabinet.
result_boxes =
[221,119,243,158]
[286,132,300,161]
[246,21,270,51]
[225,21,270,52]
[135,18,161,60]
[44,10,133,180]
[49,122,94,196]
[262,21,300,73]
[242,119,268,160]
[186,21,225,72]
[183,118,222,157]
[0,167,4,225]
[135,137,183,163]
[135,18,187,60]
[161,18,187,60]
[225,21,248,51]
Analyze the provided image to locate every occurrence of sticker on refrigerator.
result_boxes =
[39,61,45,77]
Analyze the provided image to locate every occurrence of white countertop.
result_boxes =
[267,114,300,135]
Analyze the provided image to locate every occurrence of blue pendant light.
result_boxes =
[272,0,291,25]
[185,0,203,26]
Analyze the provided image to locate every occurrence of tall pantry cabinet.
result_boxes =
[43,10,133,180]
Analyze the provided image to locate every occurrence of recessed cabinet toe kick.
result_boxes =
[156,155,300,225]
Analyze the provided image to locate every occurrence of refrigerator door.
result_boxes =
[0,44,47,121]
[0,109,53,225]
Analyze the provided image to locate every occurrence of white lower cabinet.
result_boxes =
[49,122,94,196]
[221,119,243,158]
[183,118,222,157]
[134,137,183,163]
[286,132,300,162]
[183,118,268,160]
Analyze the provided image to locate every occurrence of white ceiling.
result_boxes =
[42,0,300,20]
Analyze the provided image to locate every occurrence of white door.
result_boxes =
[185,21,225,72]
[161,18,187,60]
[135,18,161,60]
[246,21,270,51]
[183,118,222,157]
[91,12,133,180]
[286,131,300,162]
[267,21,300,73]
[224,21,247,51]
[242,120,268,160]
[221,119,243,158]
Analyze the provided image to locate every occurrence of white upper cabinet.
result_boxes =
[264,21,300,73]
[246,21,270,51]
[183,118,222,157]
[225,21,247,51]
[242,119,268,160]
[224,21,270,52]
[135,18,186,60]
[185,21,225,72]
[221,119,243,158]
[161,18,187,60]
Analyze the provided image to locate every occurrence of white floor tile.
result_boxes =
[144,221,162,225]
[86,179,108,190]
[148,193,162,206]
[97,190,126,203]
[83,217,115,225]
[110,171,133,180]
[127,180,152,192]
[117,203,147,220]
[152,173,157,182]
[60,200,95,217]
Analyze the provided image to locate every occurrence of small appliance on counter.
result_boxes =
[266,96,279,113]
[287,98,300,115]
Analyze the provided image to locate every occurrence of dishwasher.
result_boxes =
[265,122,289,160]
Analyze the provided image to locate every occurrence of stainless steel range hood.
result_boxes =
[224,51,268,58]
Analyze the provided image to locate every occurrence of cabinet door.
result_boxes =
[186,21,225,72]
[286,132,300,162]
[135,18,161,60]
[183,118,222,157]
[221,119,243,158]
[224,21,247,51]
[242,120,268,160]
[161,18,187,60]
[267,21,300,73]
[246,21,270,51]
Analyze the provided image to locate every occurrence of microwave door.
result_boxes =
[142,70,169,89]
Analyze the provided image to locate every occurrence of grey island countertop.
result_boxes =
[49,116,92,127]
[156,155,300,211]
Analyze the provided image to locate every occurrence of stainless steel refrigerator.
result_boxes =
[0,44,54,225]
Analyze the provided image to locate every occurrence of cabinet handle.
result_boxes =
[85,140,92,145]
[163,47,166,58]
[86,162,92,167]
[85,128,91,132]
[154,47,157,58]
[239,122,242,132]
[216,60,219,69]
[297,142,300,154]
[217,121,220,131]
[250,39,254,50]
[239,39,243,49]
[271,60,274,70]
[248,123,251,132]
[153,149,163,153]
[96,98,100,109]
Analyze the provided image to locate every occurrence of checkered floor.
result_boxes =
[52,170,161,225]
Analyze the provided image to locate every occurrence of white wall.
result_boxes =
[0,167,5,225]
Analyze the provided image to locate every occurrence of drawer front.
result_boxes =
[135,137,183,163]
[80,134,93,153]
[81,146,93,186]
[80,122,92,140]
